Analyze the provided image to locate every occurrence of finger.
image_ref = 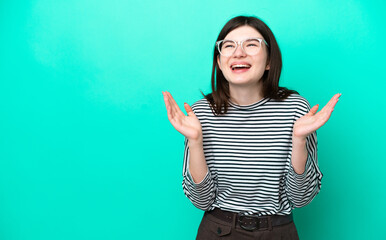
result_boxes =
[184,103,195,117]
[166,91,185,117]
[164,93,184,129]
[165,92,180,120]
[306,104,319,116]
[315,99,338,123]
[323,95,335,110]
[166,91,179,110]
[163,91,170,106]
[325,93,339,110]
[320,93,340,113]
[164,91,177,117]
[313,93,341,126]
[329,93,341,110]
[163,91,170,111]
[166,102,173,121]
[163,92,174,121]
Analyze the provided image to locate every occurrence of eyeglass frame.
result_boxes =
[215,38,269,57]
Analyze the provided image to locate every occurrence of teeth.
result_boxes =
[232,64,249,67]
[231,64,250,70]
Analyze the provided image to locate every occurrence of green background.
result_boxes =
[1,0,385,239]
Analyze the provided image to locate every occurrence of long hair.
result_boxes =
[202,16,298,115]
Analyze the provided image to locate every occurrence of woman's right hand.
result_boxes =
[162,91,203,143]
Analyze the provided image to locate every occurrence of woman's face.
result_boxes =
[217,25,270,89]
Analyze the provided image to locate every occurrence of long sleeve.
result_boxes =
[285,98,323,208]
[179,95,322,215]
[182,137,217,211]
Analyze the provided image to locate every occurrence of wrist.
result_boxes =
[188,136,203,148]
[292,134,306,145]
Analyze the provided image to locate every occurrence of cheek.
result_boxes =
[218,57,225,69]
[219,60,229,73]
[254,56,269,68]
[221,62,229,72]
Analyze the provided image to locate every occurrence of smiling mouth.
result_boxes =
[231,64,251,71]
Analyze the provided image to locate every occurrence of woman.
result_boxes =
[162,15,340,239]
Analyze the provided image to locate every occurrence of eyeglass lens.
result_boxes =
[219,39,262,56]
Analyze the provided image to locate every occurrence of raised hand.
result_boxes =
[293,93,341,139]
[162,91,203,142]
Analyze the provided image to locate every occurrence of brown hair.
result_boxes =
[201,15,298,115]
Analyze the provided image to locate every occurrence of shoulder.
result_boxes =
[272,93,311,110]
[268,93,311,113]
[283,93,312,116]
[191,98,209,110]
[191,98,210,112]
[190,98,212,115]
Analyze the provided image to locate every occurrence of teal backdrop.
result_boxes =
[1,0,385,239]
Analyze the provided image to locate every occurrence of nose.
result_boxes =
[233,43,247,57]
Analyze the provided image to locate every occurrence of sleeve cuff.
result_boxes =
[289,154,313,184]
[186,168,211,188]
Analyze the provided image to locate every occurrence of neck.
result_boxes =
[229,82,264,106]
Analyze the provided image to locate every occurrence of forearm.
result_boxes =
[291,135,308,174]
[182,136,216,211]
[188,138,208,183]
[286,132,322,207]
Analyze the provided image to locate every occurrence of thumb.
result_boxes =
[306,104,319,116]
[184,103,195,116]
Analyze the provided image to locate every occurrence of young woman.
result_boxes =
[163,15,340,240]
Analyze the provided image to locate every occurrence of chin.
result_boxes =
[229,80,257,86]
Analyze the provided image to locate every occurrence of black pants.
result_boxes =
[196,211,300,240]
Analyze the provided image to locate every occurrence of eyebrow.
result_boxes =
[223,37,263,41]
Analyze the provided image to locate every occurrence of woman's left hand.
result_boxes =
[293,93,341,140]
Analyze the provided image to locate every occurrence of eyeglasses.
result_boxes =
[216,38,269,57]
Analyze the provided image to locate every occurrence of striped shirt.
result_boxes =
[182,93,322,216]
